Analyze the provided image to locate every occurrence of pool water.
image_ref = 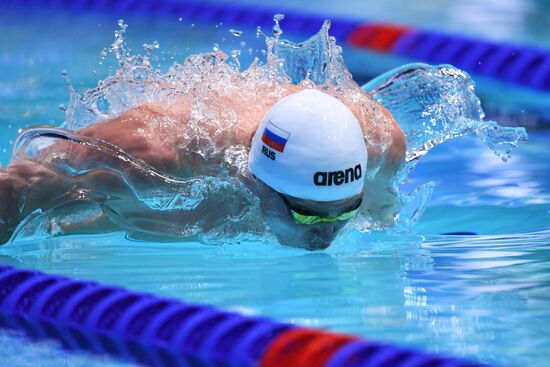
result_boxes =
[1,3,550,367]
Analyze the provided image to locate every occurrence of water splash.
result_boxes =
[5,19,526,244]
[364,64,528,166]
[61,19,391,174]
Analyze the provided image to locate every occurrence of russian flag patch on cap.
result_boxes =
[261,120,291,152]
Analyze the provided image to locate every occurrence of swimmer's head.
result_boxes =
[252,179,363,249]
[247,89,368,249]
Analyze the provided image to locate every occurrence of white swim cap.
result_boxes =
[248,89,367,202]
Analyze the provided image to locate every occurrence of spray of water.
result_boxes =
[7,18,527,244]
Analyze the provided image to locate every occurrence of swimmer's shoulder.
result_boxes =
[146,96,193,123]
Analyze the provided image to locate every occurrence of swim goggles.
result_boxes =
[278,193,363,225]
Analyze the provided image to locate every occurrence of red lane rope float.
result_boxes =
[347,23,410,52]
[260,328,358,367]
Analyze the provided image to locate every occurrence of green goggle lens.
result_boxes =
[276,191,363,226]
[290,207,360,225]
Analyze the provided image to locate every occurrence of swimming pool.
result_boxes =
[1,1,549,366]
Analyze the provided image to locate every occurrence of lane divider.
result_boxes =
[0,265,490,366]
[391,30,549,92]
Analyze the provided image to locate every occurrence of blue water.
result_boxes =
[1,3,550,367]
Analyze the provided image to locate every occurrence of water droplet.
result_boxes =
[212,43,219,52]
[190,23,195,27]
[272,14,285,37]
[178,17,182,22]
[240,41,247,48]
[229,29,243,37]
[231,49,241,70]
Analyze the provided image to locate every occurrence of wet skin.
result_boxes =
[0,85,406,247]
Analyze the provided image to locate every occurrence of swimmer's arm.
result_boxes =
[361,106,407,227]
[0,156,202,242]
[1,93,255,243]
[0,101,187,242]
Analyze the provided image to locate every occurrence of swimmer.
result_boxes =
[0,86,406,249]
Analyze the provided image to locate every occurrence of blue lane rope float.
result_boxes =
[391,30,549,92]
[0,264,293,367]
[0,264,492,366]
[324,340,482,367]
[5,0,549,93]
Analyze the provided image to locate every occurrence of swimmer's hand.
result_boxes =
[363,176,401,227]
[0,160,73,244]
